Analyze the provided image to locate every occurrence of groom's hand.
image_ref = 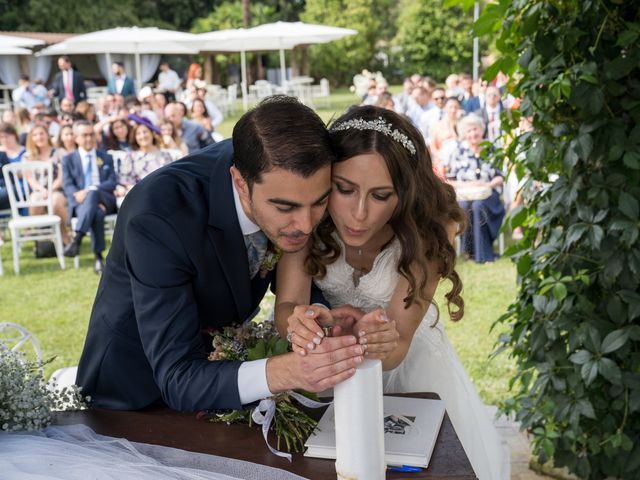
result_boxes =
[266,337,364,393]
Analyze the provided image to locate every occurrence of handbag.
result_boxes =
[34,240,57,258]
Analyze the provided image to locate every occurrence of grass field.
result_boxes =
[0,88,518,406]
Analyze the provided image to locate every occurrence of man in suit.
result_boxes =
[475,86,505,143]
[76,96,365,412]
[62,121,117,273]
[49,56,87,104]
[107,62,136,97]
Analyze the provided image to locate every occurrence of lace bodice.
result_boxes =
[314,235,401,310]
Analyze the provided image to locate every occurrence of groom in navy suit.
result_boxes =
[62,121,117,273]
[76,96,365,412]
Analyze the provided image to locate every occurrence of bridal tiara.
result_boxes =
[330,117,417,155]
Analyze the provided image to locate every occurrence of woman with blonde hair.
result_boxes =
[23,124,70,242]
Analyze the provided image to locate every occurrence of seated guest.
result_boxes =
[0,151,10,211]
[374,91,395,111]
[189,98,214,133]
[117,122,172,195]
[62,121,118,274]
[59,97,75,115]
[158,120,188,157]
[430,97,463,178]
[54,124,76,157]
[12,75,47,110]
[75,101,97,123]
[22,125,69,241]
[445,114,505,263]
[164,102,213,153]
[99,118,130,151]
[153,92,167,121]
[0,123,26,163]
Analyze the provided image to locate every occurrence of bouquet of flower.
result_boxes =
[206,321,319,453]
[0,345,86,432]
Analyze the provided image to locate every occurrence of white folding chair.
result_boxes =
[0,322,43,363]
[2,162,66,274]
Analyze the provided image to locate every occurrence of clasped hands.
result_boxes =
[286,304,399,361]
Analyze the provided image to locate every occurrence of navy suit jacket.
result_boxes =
[50,69,87,102]
[107,76,136,96]
[62,150,117,216]
[76,140,277,412]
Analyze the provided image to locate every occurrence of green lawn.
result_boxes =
[0,89,518,406]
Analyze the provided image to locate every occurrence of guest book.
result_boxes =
[304,395,446,468]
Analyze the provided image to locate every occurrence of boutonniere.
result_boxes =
[96,157,104,167]
[259,243,282,278]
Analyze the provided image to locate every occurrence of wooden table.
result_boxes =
[53,393,477,480]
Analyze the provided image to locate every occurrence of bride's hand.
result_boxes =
[353,309,399,360]
[286,305,331,356]
[330,304,364,337]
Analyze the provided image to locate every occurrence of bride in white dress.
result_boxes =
[274,106,509,480]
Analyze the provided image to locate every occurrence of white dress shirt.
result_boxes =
[232,180,274,405]
[115,76,125,94]
[78,147,100,188]
[158,69,181,92]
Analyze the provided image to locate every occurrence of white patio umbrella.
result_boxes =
[0,45,33,55]
[198,22,357,111]
[37,27,199,89]
[0,33,44,48]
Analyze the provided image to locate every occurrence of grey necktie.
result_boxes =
[244,231,268,279]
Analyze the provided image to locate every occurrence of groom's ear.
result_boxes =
[230,166,250,200]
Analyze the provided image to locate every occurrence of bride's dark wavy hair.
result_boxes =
[305,106,466,321]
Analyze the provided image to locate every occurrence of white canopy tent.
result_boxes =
[0,33,44,48]
[197,22,357,111]
[36,27,199,89]
[0,45,34,86]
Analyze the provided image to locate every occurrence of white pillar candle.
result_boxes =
[334,359,385,480]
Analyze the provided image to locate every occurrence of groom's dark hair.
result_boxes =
[232,95,335,191]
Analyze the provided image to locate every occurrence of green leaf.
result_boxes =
[552,283,567,301]
[616,29,639,46]
[588,89,605,115]
[569,349,592,365]
[517,254,532,275]
[601,329,628,354]
[566,223,589,245]
[619,290,640,319]
[577,398,596,419]
[619,192,639,220]
[581,360,598,385]
[623,151,640,169]
[576,133,593,159]
[598,358,622,385]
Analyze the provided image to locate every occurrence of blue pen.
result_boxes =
[387,465,424,473]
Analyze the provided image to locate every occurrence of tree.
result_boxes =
[465,0,640,478]
[393,0,475,82]
[301,0,381,86]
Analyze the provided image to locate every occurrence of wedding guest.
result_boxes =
[117,122,172,194]
[189,98,214,133]
[154,92,168,120]
[76,95,365,412]
[75,101,97,123]
[164,102,213,153]
[59,97,75,115]
[107,62,136,97]
[156,61,181,102]
[374,92,395,111]
[49,55,87,103]
[62,121,118,273]
[446,114,505,263]
[430,97,463,178]
[23,125,68,239]
[100,118,131,152]
[184,63,204,92]
[55,124,76,155]
[158,120,188,157]
[0,151,10,211]
[0,123,26,163]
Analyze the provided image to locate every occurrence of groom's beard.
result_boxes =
[271,229,311,253]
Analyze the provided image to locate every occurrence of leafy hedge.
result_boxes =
[465,0,640,478]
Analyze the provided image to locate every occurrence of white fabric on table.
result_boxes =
[0,424,307,480]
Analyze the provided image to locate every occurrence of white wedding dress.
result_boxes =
[314,236,510,480]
